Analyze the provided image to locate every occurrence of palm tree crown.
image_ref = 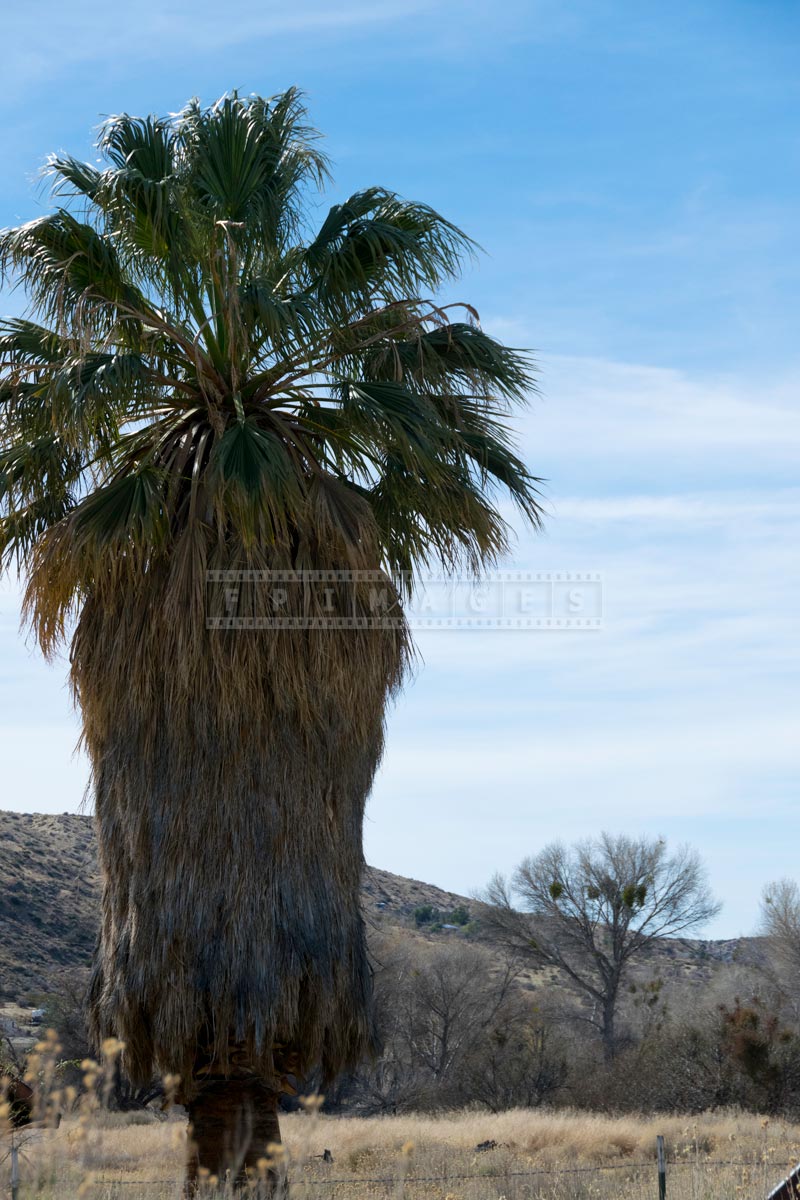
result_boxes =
[1,88,542,642]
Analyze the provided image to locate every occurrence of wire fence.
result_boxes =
[70,1157,798,1199]
[90,1158,780,1180]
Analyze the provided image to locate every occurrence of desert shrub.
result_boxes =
[414,905,436,927]
[413,904,471,929]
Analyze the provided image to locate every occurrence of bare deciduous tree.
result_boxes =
[760,878,800,1028]
[370,941,519,1109]
[762,879,800,975]
[481,833,720,1061]
[343,938,566,1113]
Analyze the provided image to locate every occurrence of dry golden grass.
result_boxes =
[4,1107,800,1199]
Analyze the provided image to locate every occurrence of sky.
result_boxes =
[1,0,798,937]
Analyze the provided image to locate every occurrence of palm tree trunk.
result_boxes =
[184,1073,282,1195]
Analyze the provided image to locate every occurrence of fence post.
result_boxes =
[656,1134,666,1200]
[10,1134,19,1200]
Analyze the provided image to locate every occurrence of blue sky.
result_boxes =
[1,0,798,936]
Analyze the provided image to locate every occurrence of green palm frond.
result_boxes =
[0,317,68,365]
[382,322,534,400]
[0,211,148,323]
[305,188,474,314]
[71,464,168,547]
[210,417,305,546]
[0,432,82,567]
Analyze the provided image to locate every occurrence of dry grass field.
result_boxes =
[3,1107,800,1199]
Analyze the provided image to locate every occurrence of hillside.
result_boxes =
[0,809,762,1004]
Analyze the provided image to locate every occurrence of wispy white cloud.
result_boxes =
[0,0,440,98]
[8,0,438,52]
[553,489,800,524]
[1,0,574,99]
[521,354,800,469]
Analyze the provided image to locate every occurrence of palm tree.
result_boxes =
[0,90,543,1191]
